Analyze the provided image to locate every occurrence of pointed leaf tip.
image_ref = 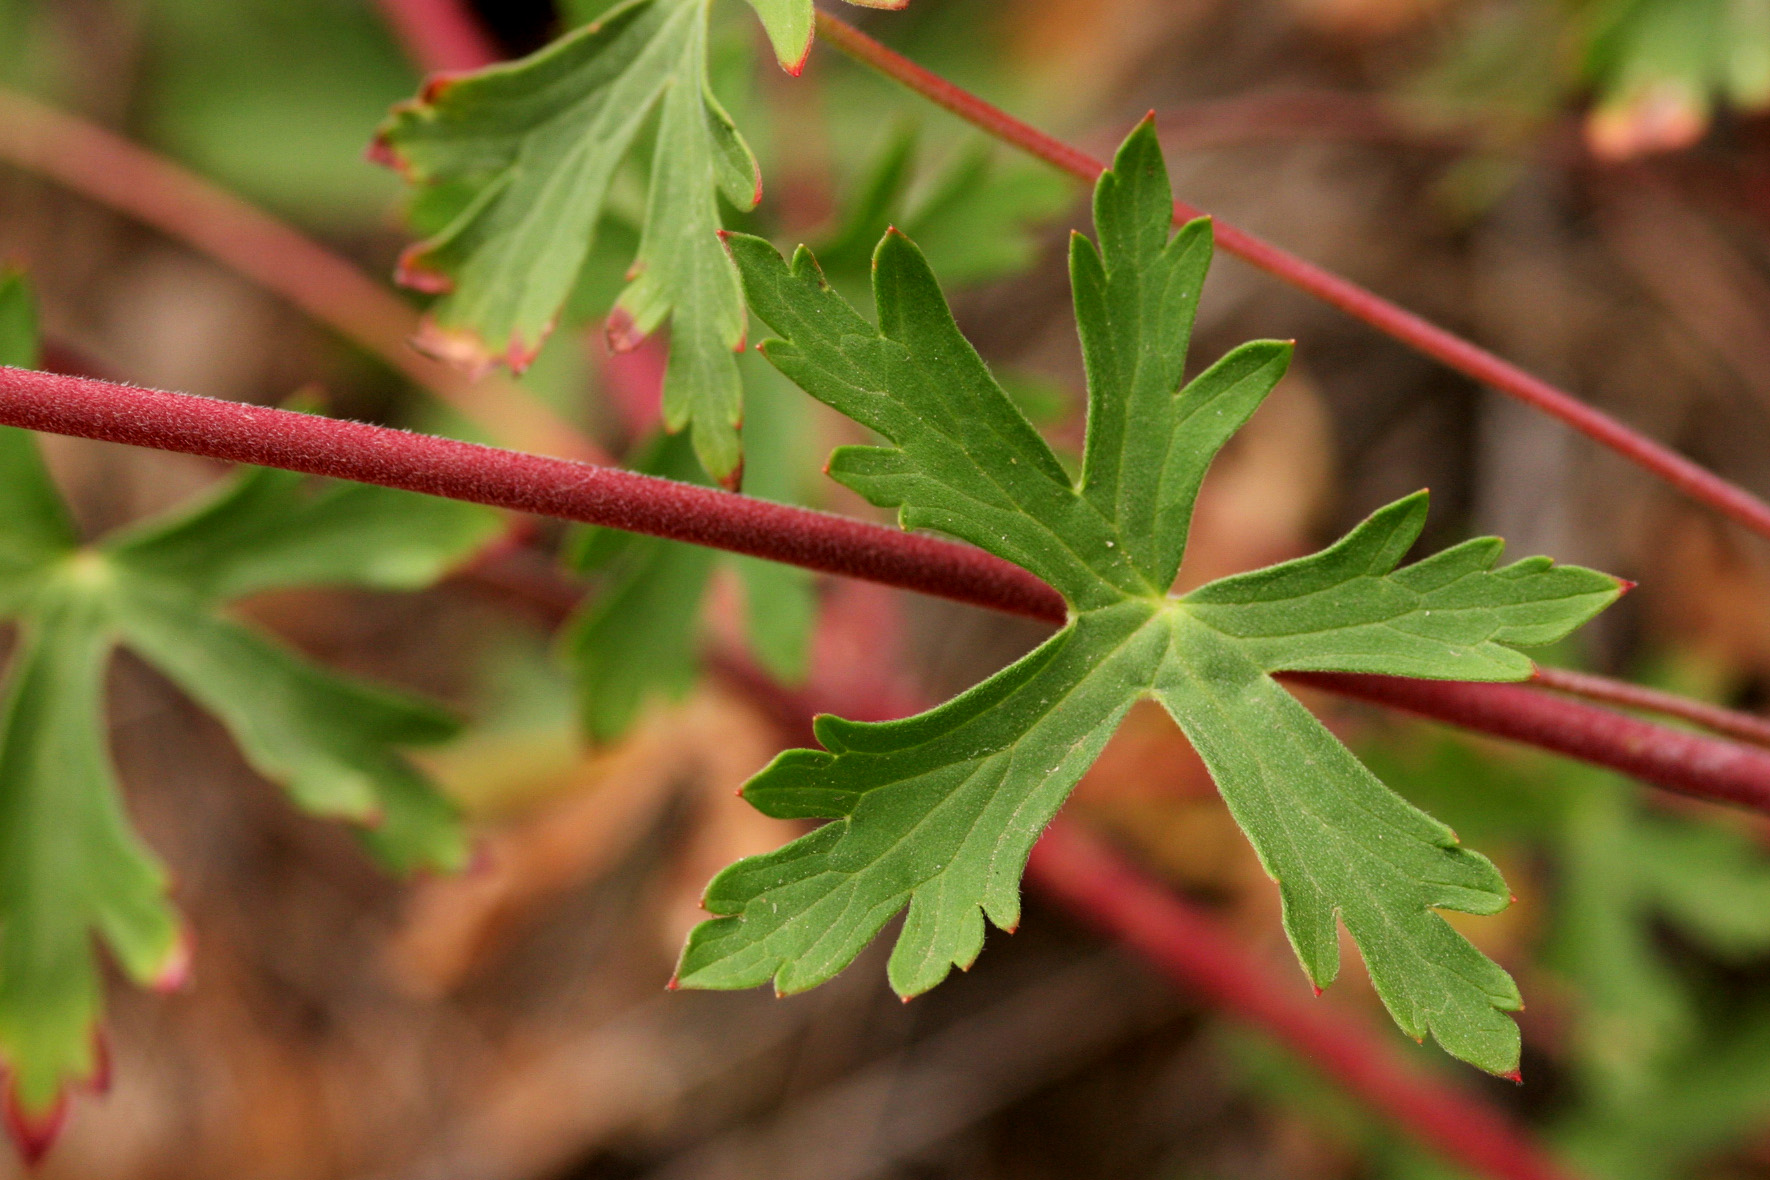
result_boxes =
[86,1036,111,1098]
[394,235,455,296]
[1500,1069,1523,1085]
[152,925,194,993]
[3,1089,67,1168]
[364,134,404,174]
[419,72,462,105]
[606,308,648,355]
[410,320,499,379]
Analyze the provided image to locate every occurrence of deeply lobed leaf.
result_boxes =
[676,119,1623,1075]
[374,0,759,478]
[0,279,498,1125]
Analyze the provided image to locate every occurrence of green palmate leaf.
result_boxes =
[0,287,498,1120]
[675,119,1623,1074]
[373,0,760,479]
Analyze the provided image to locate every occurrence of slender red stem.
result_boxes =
[0,88,594,462]
[1292,672,1770,812]
[0,367,1060,622]
[814,14,1770,545]
[374,0,500,73]
[11,363,1770,814]
[1027,823,1580,1180]
[1530,665,1770,749]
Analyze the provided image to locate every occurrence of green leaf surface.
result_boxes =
[566,432,719,744]
[374,0,761,479]
[565,361,814,743]
[0,279,498,1118]
[817,129,1071,289]
[676,119,1621,1074]
[742,0,909,73]
[0,585,182,1115]
[0,270,37,369]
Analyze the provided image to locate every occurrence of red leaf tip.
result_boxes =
[364,134,401,172]
[419,71,464,106]
[4,1088,67,1167]
[410,321,496,380]
[465,838,497,877]
[153,925,195,994]
[1311,984,1324,998]
[1499,1069,1523,1085]
[395,245,455,296]
[606,308,648,355]
[665,975,680,991]
[1614,577,1638,595]
[86,1034,112,1098]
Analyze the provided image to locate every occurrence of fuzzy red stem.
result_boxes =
[1027,823,1580,1180]
[0,367,1060,622]
[814,13,1770,544]
[1291,672,1770,811]
[375,0,501,73]
[0,88,593,461]
[10,363,1770,812]
[1530,665,1770,748]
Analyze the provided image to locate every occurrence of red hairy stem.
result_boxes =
[0,367,1061,622]
[1530,665,1770,749]
[0,88,594,462]
[1292,672,1770,812]
[814,14,1770,545]
[1027,823,1581,1180]
[15,365,1770,813]
[375,0,500,73]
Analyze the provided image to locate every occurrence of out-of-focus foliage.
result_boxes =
[141,0,416,224]
[1237,697,1770,1179]
[565,357,815,745]
[1426,0,1770,158]
[0,271,498,1131]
